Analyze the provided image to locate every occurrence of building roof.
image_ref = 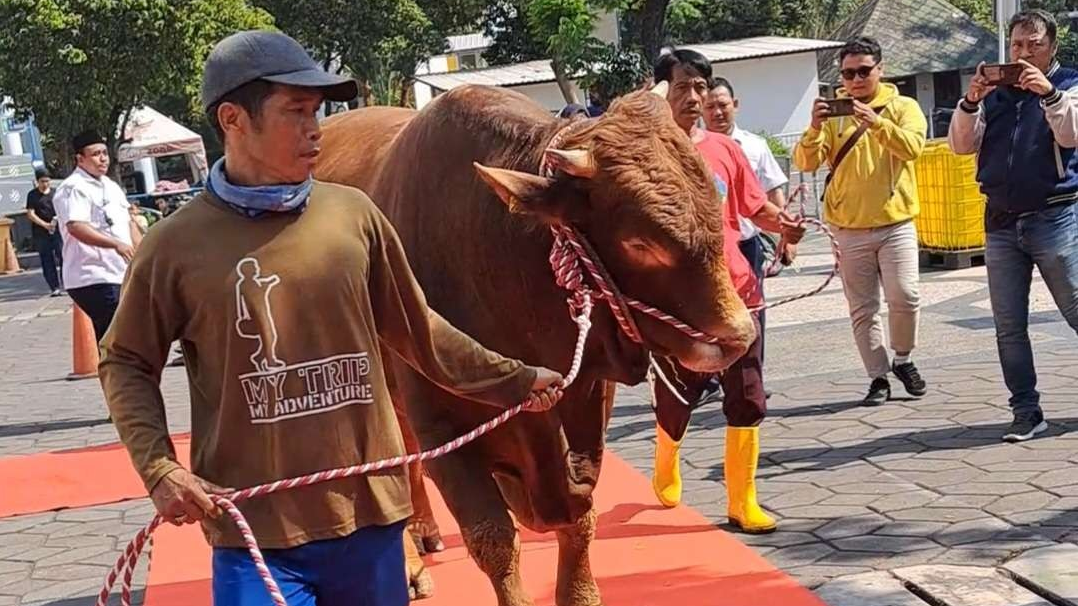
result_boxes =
[416,59,556,90]
[446,33,492,53]
[416,36,842,91]
[684,36,843,63]
[818,0,997,83]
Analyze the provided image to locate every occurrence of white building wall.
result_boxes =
[414,82,434,110]
[416,55,451,77]
[508,81,587,113]
[914,73,936,123]
[714,52,820,136]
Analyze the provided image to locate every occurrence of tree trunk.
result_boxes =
[398,76,412,108]
[638,0,672,65]
[107,105,134,183]
[323,55,334,116]
[360,80,373,107]
[551,58,579,105]
[58,142,74,176]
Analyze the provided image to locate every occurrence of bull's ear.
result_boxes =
[473,162,584,222]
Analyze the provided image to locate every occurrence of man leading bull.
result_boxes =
[651,48,805,533]
[98,30,564,606]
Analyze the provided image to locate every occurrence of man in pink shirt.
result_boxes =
[651,48,803,534]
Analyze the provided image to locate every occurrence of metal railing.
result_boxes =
[774,131,827,219]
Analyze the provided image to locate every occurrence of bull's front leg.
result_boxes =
[554,508,602,606]
[423,443,533,606]
[462,517,533,606]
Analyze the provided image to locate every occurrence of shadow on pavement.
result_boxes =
[0,271,47,303]
[37,590,145,606]
[693,417,1078,482]
[0,417,112,438]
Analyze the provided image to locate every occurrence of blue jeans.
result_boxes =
[212,521,408,606]
[986,202,1078,415]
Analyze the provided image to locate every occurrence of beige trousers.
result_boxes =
[832,220,921,379]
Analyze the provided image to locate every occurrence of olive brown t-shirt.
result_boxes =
[99,181,536,549]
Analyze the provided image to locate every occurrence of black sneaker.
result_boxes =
[892,361,927,397]
[1002,410,1048,443]
[862,377,891,407]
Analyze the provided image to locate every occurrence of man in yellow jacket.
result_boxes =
[794,36,929,406]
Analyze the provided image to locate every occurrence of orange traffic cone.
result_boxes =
[67,305,99,381]
[0,218,21,275]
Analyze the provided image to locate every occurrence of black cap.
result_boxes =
[72,130,106,153]
[201,30,359,110]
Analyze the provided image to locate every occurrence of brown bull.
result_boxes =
[314,84,754,606]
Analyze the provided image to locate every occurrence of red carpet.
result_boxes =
[142,455,824,606]
[2,439,823,605]
[0,434,190,517]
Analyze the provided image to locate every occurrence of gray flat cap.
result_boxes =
[201,30,358,110]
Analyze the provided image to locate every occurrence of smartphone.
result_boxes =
[981,63,1024,86]
[823,98,856,117]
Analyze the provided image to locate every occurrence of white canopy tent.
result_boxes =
[117,106,208,191]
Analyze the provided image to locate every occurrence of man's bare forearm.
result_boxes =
[67,222,125,249]
[27,209,52,230]
[751,201,786,234]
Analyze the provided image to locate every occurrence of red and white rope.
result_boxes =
[99,129,840,606]
[96,295,595,606]
[542,151,839,334]
[751,183,841,312]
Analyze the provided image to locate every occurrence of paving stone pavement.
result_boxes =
[2,244,1077,605]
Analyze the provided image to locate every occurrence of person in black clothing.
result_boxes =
[25,169,64,296]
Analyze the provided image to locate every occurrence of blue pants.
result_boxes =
[67,283,120,342]
[738,235,766,362]
[986,203,1078,415]
[32,232,62,291]
[212,521,408,606]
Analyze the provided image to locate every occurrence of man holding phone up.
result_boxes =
[794,36,928,406]
[949,9,1078,442]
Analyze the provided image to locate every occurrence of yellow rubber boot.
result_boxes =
[652,423,683,508]
[725,426,777,534]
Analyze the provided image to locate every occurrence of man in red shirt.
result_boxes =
[651,48,803,534]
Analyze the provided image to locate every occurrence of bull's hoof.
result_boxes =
[411,531,445,555]
[409,566,435,601]
[422,536,445,553]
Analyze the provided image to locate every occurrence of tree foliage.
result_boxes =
[659,0,860,44]
[0,0,270,170]
[254,0,466,107]
[482,0,650,104]
[483,0,547,65]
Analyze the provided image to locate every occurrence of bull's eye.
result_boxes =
[621,237,673,268]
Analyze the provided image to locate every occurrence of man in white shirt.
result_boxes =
[53,130,142,341]
[703,77,795,362]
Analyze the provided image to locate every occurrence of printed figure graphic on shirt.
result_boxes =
[235,258,287,372]
[713,174,728,201]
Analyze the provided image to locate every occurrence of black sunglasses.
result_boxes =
[840,62,880,81]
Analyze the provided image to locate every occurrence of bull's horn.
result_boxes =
[544,148,597,179]
[650,80,669,98]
